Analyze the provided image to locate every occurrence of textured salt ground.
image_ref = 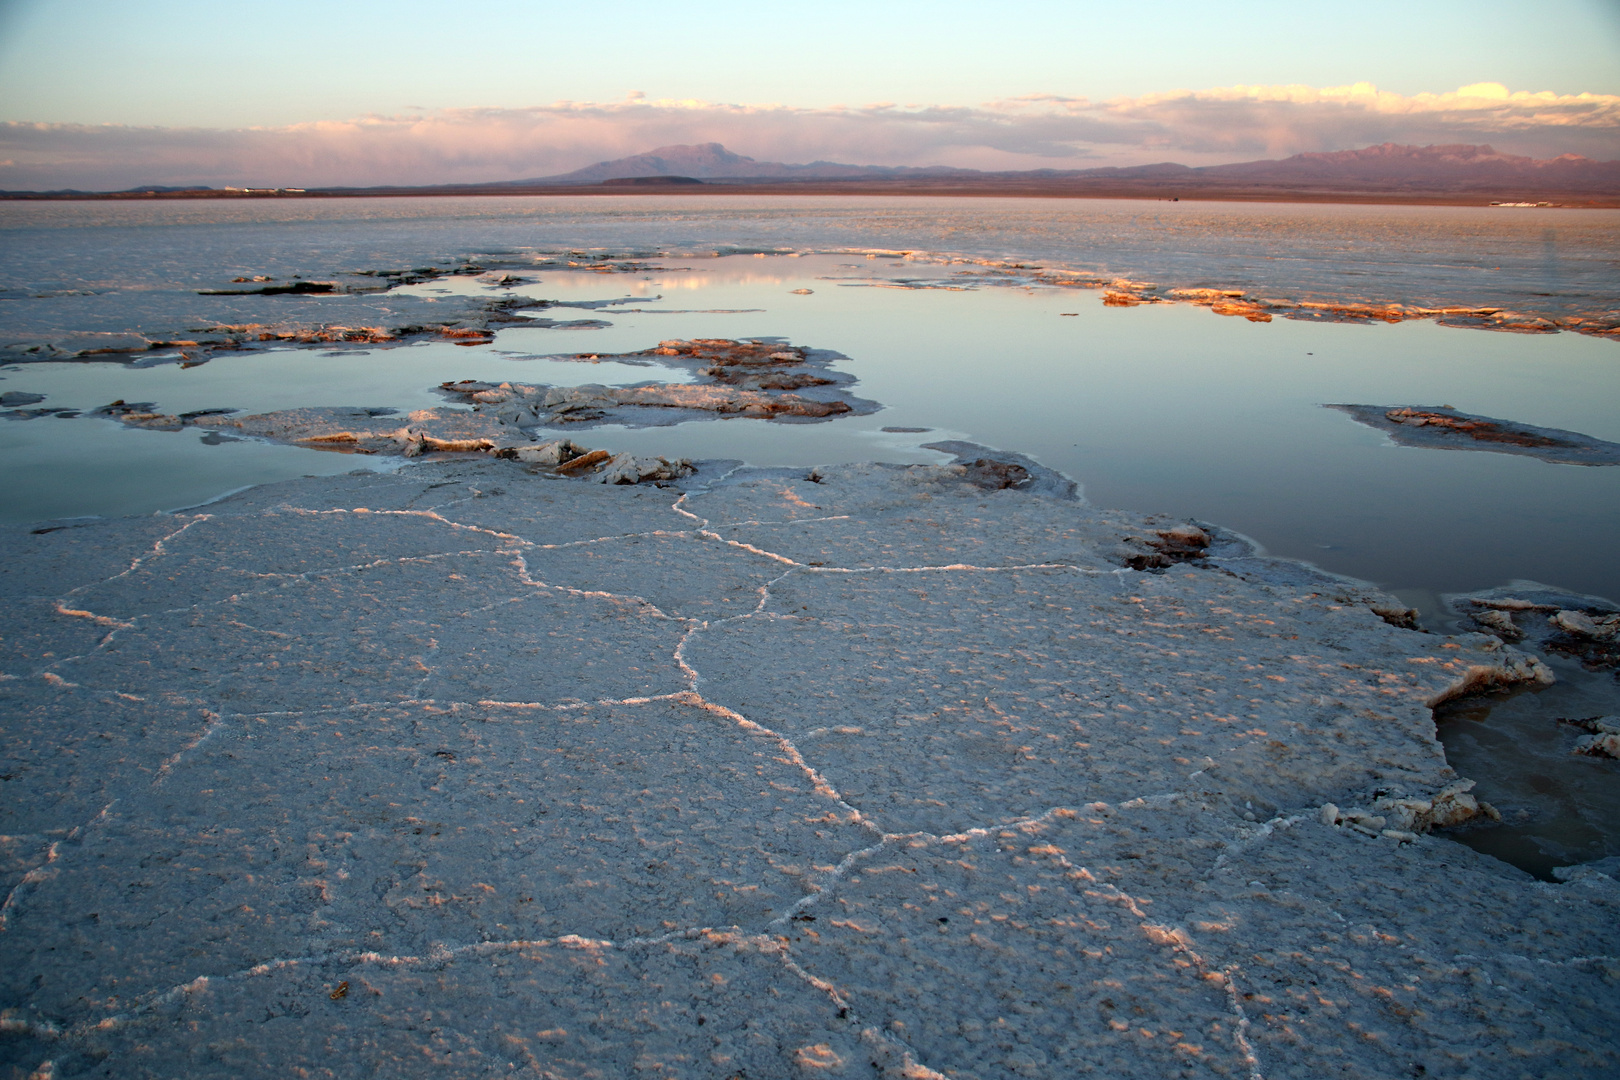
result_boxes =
[0,459,1616,1079]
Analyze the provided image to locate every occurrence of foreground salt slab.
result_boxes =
[0,459,1615,1079]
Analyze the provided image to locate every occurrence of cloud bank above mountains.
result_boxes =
[4,82,1617,191]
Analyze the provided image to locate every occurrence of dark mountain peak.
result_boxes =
[636,142,755,167]
[523,143,979,185]
[530,143,771,184]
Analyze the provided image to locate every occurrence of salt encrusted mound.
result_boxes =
[89,338,876,454]
[1326,404,1620,466]
[0,460,1614,1079]
[110,404,528,456]
[1448,581,1620,669]
[438,338,880,428]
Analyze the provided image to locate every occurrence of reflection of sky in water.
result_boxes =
[4,251,1618,608]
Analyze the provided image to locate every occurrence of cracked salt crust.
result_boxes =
[0,458,1616,1078]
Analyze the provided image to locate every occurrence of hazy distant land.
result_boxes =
[5,142,1618,206]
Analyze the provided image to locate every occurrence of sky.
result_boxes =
[1,0,1617,189]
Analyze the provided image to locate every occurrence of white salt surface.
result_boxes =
[2,459,1615,1078]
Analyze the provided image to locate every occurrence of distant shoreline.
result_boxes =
[3,180,1616,209]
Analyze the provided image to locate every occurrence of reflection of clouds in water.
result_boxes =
[6,239,1620,619]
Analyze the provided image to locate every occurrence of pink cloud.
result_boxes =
[2,83,1616,190]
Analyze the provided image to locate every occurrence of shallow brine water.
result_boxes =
[2,196,1616,876]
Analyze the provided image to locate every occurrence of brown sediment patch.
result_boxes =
[554,448,612,473]
[961,458,1031,490]
[1294,300,1409,324]
[1101,291,1152,307]
[1115,523,1213,571]
[638,339,837,391]
[1210,300,1272,322]
[1383,407,1568,447]
[438,327,497,346]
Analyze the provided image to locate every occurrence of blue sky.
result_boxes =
[2,0,1616,126]
[1,0,1616,187]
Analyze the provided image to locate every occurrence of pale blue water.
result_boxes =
[3,198,1616,603]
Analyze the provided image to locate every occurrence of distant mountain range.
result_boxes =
[528,142,970,184]
[1124,142,1619,190]
[513,141,1620,194]
[6,142,1617,201]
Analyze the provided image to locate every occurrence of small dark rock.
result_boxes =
[964,458,1031,490]
[198,281,338,297]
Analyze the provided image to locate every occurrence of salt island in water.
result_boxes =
[1,197,1618,1078]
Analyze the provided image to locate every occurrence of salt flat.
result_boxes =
[1,458,1616,1079]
